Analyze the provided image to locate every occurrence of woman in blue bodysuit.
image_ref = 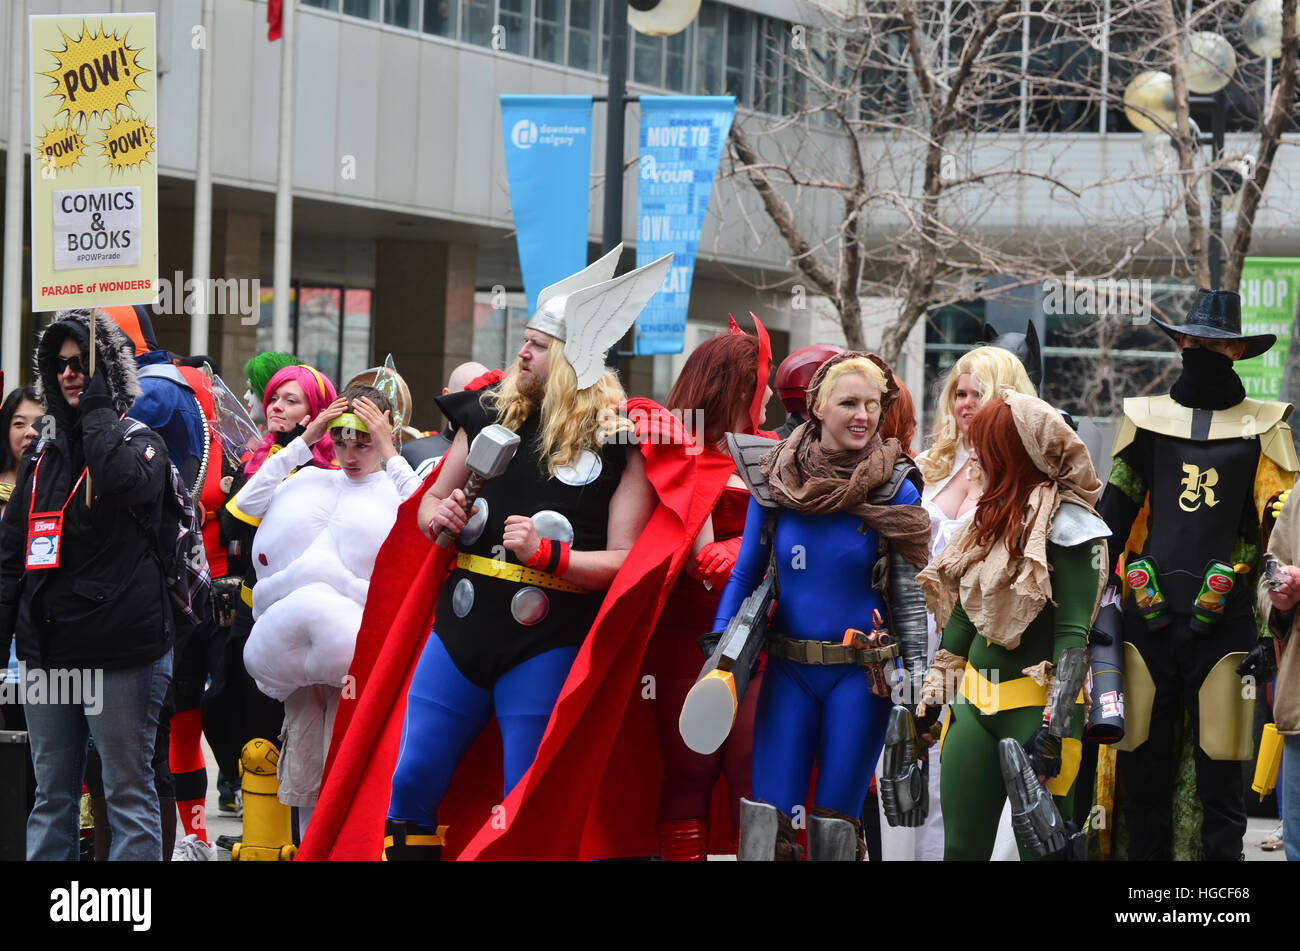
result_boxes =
[714,352,931,860]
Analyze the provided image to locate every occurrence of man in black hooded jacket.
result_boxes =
[0,309,173,861]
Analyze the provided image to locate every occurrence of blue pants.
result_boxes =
[388,633,577,827]
[750,657,892,818]
[1282,734,1299,862]
[24,652,172,861]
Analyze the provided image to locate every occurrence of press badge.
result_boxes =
[26,512,63,569]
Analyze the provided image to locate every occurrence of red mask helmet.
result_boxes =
[775,344,845,415]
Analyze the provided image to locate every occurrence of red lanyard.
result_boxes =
[29,453,89,517]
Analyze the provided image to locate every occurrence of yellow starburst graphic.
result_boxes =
[36,123,87,176]
[100,113,156,175]
[38,20,150,129]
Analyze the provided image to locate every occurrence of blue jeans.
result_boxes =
[24,652,172,861]
[1284,734,1300,862]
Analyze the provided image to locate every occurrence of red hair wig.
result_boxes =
[878,374,917,454]
[968,397,1050,555]
[667,332,761,444]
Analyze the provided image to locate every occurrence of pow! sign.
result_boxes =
[30,14,158,312]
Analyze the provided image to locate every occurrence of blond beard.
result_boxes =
[516,364,546,403]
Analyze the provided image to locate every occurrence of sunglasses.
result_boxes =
[56,354,86,375]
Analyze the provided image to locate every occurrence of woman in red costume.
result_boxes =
[641,316,774,860]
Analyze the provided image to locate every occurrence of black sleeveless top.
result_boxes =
[432,387,628,687]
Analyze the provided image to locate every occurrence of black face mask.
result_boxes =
[1169,345,1245,411]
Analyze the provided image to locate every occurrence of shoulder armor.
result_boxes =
[1048,501,1110,547]
[138,363,194,391]
[868,458,923,505]
[1117,395,1298,471]
[725,432,779,509]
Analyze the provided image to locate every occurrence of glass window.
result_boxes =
[341,290,373,386]
[341,0,380,19]
[569,0,599,71]
[633,31,664,87]
[384,0,419,28]
[297,288,343,382]
[498,0,530,55]
[783,25,807,115]
[534,0,564,63]
[665,27,690,91]
[753,16,782,113]
[462,0,494,47]
[694,1,722,94]
[947,0,1020,131]
[725,7,753,106]
[422,0,458,38]
[1023,2,1100,132]
[301,0,340,11]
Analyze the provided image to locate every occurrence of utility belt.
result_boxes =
[1123,553,1249,634]
[765,635,899,666]
[456,552,589,594]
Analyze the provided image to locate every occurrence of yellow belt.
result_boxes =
[958,663,1086,716]
[456,552,589,594]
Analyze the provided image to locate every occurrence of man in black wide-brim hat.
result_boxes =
[1096,288,1298,859]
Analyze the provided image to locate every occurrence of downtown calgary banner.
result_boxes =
[500,95,593,315]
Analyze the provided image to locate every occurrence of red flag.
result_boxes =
[268,0,283,41]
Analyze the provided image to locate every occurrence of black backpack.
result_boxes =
[123,419,213,628]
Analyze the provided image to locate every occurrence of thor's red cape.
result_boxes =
[297,398,710,860]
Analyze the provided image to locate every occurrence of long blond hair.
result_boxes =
[486,339,632,477]
[919,346,1035,484]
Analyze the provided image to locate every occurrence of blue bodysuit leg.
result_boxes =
[388,633,492,826]
[494,645,578,795]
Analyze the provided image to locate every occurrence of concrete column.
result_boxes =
[373,239,476,433]
[211,211,263,379]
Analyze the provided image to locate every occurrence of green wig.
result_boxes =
[244,351,300,402]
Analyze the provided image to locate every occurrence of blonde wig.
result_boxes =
[810,356,889,417]
[919,345,1036,485]
[487,338,632,477]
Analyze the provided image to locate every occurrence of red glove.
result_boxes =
[688,538,742,589]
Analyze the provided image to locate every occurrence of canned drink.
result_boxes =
[1124,555,1170,629]
[1190,560,1236,633]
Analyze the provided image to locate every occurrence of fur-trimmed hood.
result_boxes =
[34,308,141,425]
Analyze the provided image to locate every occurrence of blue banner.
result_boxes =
[634,96,735,355]
[500,95,593,315]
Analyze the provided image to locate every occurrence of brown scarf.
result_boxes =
[917,388,1105,648]
[759,350,930,568]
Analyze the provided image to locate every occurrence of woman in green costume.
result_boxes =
[917,389,1107,860]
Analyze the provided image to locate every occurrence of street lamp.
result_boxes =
[1123,23,1268,288]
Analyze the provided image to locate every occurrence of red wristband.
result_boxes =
[555,541,570,576]
[525,538,552,569]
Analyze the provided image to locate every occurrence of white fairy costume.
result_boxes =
[236,436,422,813]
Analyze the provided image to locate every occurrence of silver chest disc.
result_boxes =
[511,586,550,626]
[461,498,489,545]
[452,578,475,618]
[532,509,574,544]
[554,449,602,486]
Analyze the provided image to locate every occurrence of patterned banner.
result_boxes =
[634,96,735,355]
